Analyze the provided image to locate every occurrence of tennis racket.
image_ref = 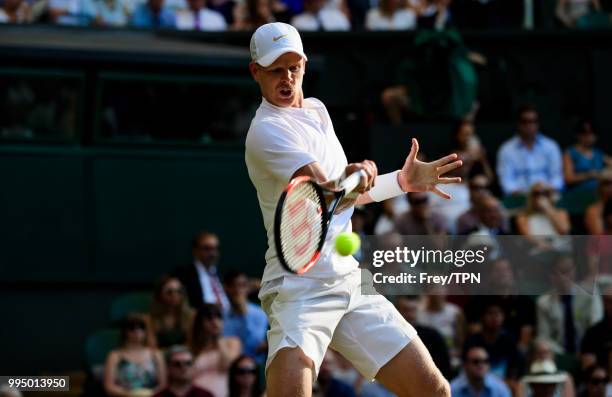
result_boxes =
[274,170,367,274]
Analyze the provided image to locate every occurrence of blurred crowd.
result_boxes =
[90,106,612,397]
[1,0,612,31]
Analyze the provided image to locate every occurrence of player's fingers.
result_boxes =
[438,177,462,184]
[431,186,451,200]
[363,159,378,189]
[436,160,463,176]
[432,153,458,167]
[406,138,419,164]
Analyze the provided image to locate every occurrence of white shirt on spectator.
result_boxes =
[291,8,351,31]
[0,9,8,22]
[175,8,227,30]
[95,0,129,26]
[365,7,416,30]
[194,261,230,310]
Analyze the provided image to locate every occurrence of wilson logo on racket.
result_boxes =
[273,171,366,275]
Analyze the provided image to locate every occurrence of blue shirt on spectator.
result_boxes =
[223,302,268,364]
[130,3,175,28]
[496,133,564,195]
[450,373,511,397]
[566,146,605,191]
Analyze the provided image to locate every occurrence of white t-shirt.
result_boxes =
[291,9,351,31]
[245,97,357,283]
[365,8,416,30]
[175,8,227,30]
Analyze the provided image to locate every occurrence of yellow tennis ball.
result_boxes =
[335,232,361,256]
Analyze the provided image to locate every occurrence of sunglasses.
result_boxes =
[520,118,539,124]
[170,360,193,368]
[469,184,488,191]
[126,322,146,331]
[198,245,219,251]
[468,358,489,365]
[589,378,608,385]
[531,190,551,197]
[410,198,429,206]
[163,288,183,295]
[236,367,257,375]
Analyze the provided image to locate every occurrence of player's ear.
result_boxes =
[249,62,260,82]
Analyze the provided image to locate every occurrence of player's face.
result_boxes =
[251,52,305,108]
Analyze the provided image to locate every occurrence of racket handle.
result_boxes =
[340,170,367,194]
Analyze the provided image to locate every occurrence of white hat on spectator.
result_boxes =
[250,22,308,67]
[522,360,567,384]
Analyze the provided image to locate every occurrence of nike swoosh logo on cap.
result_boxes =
[273,34,288,41]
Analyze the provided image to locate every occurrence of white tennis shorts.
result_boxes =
[260,269,417,380]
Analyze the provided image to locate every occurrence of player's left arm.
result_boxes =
[355,138,462,205]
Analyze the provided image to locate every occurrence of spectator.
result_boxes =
[585,170,612,235]
[130,0,175,28]
[206,0,235,26]
[365,0,416,30]
[92,0,130,26]
[394,192,447,235]
[48,0,96,25]
[174,232,230,311]
[456,173,497,235]
[414,0,453,29]
[374,198,407,235]
[460,195,509,236]
[0,0,30,23]
[222,270,268,365]
[290,0,350,31]
[450,119,494,183]
[396,295,452,378]
[563,120,612,191]
[417,285,464,369]
[104,313,166,397]
[228,355,263,397]
[450,345,511,397]
[580,284,612,372]
[519,338,576,397]
[496,104,564,195]
[175,0,227,30]
[153,345,214,397]
[190,304,241,397]
[465,259,536,351]
[585,199,612,280]
[232,0,274,30]
[578,365,608,397]
[312,351,356,397]
[556,0,601,27]
[463,300,523,380]
[150,276,195,349]
[520,360,568,397]
[537,254,603,354]
[516,183,571,252]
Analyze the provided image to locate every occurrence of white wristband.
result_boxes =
[368,170,406,202]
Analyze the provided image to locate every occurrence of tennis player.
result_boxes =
[245,22,461,397]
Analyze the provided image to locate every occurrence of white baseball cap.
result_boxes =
[250,22,308,67]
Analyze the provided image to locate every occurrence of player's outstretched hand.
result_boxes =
[398,138,463,199]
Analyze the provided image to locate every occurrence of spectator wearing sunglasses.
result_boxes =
[563,120,612,192]
[190,304,241,397]
[394,192,447,236]
[585,170,612,235]
[174,232,230,311]
[496,104,564,196]
[150,276,195,349]
[104,313,166,397]
[228,355,263,397]
[578,365,609,397]
[516,183,571,252]
[450,345,511,397]
[154,345,214,397]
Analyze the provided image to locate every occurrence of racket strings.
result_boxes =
[279,182,323,271]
